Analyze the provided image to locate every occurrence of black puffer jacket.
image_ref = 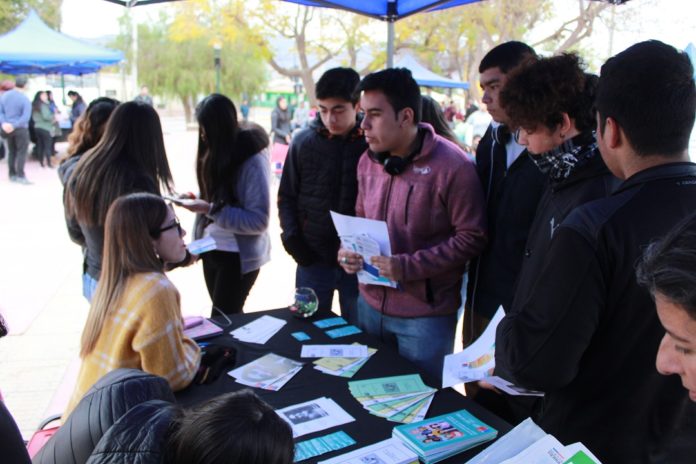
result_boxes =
[278,114,366,266]
[33,369,175,464]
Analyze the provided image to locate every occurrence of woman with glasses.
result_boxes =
[65,101,175,302]
[64,193,200,418]
[178,94,271,316]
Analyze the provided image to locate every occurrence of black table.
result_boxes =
[175,309,511,463]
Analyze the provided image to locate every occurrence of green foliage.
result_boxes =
[0,0,62,33]
[110,4,267,115]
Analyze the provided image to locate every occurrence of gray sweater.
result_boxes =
[204,149,271,274]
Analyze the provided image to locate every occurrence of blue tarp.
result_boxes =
[0,11,123,75]
[395,54,469,89]
[283,0,483,20]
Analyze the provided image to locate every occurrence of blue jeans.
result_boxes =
[82,273,98,303]
[296,264,358,324]
[356,295,457,384]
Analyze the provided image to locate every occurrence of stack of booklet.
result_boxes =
[392,409,498,463]
[230,315,286,344]
[466,418,602,464]
[227,353,303,391]
[348,374,436,423]
[313,343,377,378]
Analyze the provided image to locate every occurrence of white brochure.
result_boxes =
[330,211,397,288]
[301,344,369,358]
[318,438,418,464]
[277,397,355,438]
[230,315,286,344]
[442,306,505,387]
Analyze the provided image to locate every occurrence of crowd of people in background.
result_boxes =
[0,37,695,464]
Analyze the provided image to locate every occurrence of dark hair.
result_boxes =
[196,94,269,204]
[0,313,7,338]
[68,101,173,226]
[479,41,537,74]
[421,95,463,148]
[356,67,421,123]
[316,67,361,104]
[14,75,27,88]
[66,97,120,158]
[68,90,84,104]
[500,53,597,132]
[637,212,696,320]
[165,389,294,464]
[596,40,695,157]
[32,90,46,113]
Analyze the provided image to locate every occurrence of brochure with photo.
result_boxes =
[277,397,355,438]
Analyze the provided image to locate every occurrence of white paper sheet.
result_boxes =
[278,397,355,438]
[442,307,505,387]
[330,211,397,288]
[230,315,286,344]
[301,344,369,358]
[318,438,418,464]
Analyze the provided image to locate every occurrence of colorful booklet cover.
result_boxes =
[392,409,498,464]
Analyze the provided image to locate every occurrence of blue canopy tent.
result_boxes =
[395,54,469,89]
[0,10,123,75]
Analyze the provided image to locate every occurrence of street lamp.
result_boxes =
[213,42,222,94]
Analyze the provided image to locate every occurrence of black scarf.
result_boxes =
[530,131,598,182]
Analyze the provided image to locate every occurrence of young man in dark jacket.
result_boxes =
[464,42,546,347]
[495,41,696,463]
[278,67,366,321]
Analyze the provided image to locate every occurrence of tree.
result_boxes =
[249,1,342,105]
[0,0,62,33]
[398,0,613,101]
[112,2,267,124]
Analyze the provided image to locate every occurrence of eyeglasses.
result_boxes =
[157,218,183,237]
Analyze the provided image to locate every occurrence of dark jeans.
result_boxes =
[356,295,457,384]
[295,263,358,323]
[6,128,29,178]
[35,128,52,166]
[202,250,259,316]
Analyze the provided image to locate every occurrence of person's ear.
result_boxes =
[399,107,414,127]
[604,116,622,149]
[559,113,572,139]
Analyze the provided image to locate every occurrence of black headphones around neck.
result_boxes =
[368,128,425,176]
[492,124,511,145]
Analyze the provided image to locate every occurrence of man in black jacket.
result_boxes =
[496,40,696,463]
[464,42,546,347]
[278,67,366,321]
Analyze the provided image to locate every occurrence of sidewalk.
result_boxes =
[0,114,296,438]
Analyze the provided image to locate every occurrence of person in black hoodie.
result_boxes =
[477,52,619,424]
[464,42,546,352]
[278,67,366,322]
[495,41,696,463]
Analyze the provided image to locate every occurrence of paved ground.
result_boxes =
[0,112,301,438]
[0,110,467,440]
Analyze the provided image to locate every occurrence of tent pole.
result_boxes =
[61,74,66,105]
[387,20,395,68]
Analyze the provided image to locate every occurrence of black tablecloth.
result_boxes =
[175,309,511,463]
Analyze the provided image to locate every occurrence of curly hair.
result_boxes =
[500,53,597,132]
[66,97,119,157]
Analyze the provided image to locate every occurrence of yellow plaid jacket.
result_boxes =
[64,273,201,417]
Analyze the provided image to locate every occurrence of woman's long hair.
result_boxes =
[195,94,269,205]
[66,97,120,158]
[67,101,174,226]
[421,95,464,149]
[80,193,169,357]
[32,91,45,113]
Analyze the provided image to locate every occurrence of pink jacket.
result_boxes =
[356,123,487,317]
